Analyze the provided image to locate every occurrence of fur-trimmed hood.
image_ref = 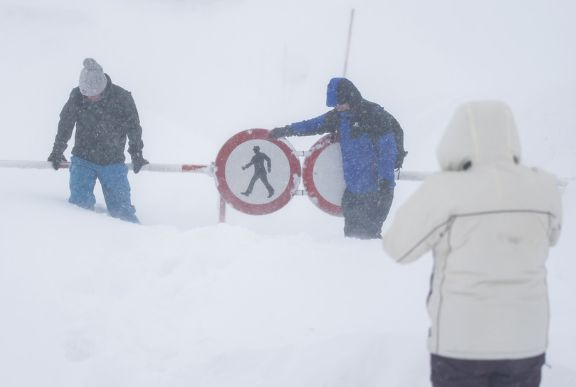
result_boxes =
[437,101,521,171]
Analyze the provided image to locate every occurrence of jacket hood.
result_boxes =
[437,101,522,171]
[326,78,363,107]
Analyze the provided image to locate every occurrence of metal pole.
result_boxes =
[342,8,355,77]
[0,160,214,176]
[2,160,569,188]
[219,196,227,223]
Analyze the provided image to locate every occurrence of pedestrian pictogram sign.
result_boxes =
[215,129,301,215]
[302,134,346,216]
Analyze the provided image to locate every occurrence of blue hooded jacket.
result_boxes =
[288,78,401,194]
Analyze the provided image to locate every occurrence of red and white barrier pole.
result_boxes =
[0,160,71,170]
[1,160,569,222]
[0,160,214,175]
[395,169,432,181]
[132,163,214,175]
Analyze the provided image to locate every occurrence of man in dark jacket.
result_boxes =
[270,78,406,239]
[48,58,149,223]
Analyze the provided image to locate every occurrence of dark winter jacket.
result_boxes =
[288,78,403,194]
[51,75,144,165]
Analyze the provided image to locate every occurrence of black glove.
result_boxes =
[47,153,67,170]
[132,155,149,174]
[269,126,292,139]
[395,151,408,170]
[379,180,394,192]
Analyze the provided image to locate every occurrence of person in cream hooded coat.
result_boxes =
[382,101,562,386]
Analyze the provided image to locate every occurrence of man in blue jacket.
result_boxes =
[270,78,405,239]
[48,58,149,223]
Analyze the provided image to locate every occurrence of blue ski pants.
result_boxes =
[68,156,139,223]
[341,180,395,239]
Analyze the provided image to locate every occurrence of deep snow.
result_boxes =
[0,0,575,386]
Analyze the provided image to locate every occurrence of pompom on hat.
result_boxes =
[79,58,107,97]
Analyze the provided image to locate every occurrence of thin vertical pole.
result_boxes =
[219,195,226,223]
[342,8,355,77]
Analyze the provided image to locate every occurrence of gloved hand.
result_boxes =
[132,154,149,174]
[269,126,292,139]
[379,180,394,192]
[47,153,67,170]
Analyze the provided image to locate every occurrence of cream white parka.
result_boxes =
[382,101,562,360]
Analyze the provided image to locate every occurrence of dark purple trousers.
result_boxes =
[430,353,545,387]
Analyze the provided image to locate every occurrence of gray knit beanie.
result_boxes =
[79,58,107,97]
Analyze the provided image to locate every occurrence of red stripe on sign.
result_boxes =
[182,164,207,172]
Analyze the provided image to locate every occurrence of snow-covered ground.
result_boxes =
[0,0,575,386]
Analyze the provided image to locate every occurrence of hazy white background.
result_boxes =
[0,0,575,386]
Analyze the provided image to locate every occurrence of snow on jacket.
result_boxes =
[382,101,562,360]
[51,74,144,165]
[287,78,400,194]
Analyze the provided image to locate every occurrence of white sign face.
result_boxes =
[302,134,345,216]
[225,140,291,204]
[311,143,346,206]
[215,129,301,215]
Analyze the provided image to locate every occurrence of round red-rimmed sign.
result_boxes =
[302,134,345,216]
[215,129,301,215]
